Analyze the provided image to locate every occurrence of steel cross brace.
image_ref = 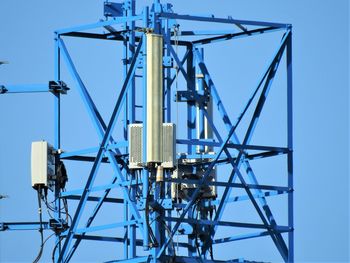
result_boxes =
[195,32,291,260]
[168,26,284,210]
[58,38,134,254]
[57,36,134,260]
[156,62,273,256]
[194,30,289,214]
[64,175,120,262]
[59,41,143,261]
[58,32,137,243]
[57,38,144,263]
[156,93,261,258]
[200,84,288,261]
[164,36,191,84]
[157,30,290,260]
[198,87,288,260]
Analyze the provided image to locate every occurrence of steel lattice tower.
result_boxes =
[0,1,293,262]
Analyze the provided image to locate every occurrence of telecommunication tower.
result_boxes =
[0,1,293,262]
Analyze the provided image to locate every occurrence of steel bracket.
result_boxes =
[49,81,69,95]
[50,218,69,234]
[158,198,173,210]
[163,56,173,68]
[104,2,124,17]
[137,57,144,69]
[0,85,8,94]
[175,90,210,105]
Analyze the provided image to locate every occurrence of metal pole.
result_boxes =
[123,1,129,258]
[128,1,137,257]
[142,6,150,251]
[53,33,62,262]
[287,28,294,263]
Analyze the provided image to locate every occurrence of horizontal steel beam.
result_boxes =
[73,220,138,235]
[60,179,141,197]
[164,217,291,231]
[63,195,124,204]
[105,256,150,263]
[177,139,290,152]
[0,81,68,94]
[60,142,128,158]
[159,12,290,28]
[72,234,192,248]
[60,31,192,47]
[192,26,284,46]
[161,255,258,263]
[0,222,50,231]
[213,229,290,245]
[167,178,290,192]
[56,15,143,35]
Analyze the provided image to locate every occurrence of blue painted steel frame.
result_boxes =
[0,2,293,263]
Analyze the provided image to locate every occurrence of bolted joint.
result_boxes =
[122,58,130,65]
[0,85,8,94]
[49,81,69,95]
[175,90,210,106]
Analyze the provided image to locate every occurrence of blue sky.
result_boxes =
[0,0,349,262]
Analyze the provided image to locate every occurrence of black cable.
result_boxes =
[135,172,141,200]
[33,186,44,263]
[194,204,202,258]
[128,172,137,202]
[52,236,64,263]
[162,220,176,260]
[43,192,72,225]
[209,206,214,261]
[44,196,65,212]
[145,180,158,247]
[209,244,214,261]
[62,197,70,224]
[56,161,68,190]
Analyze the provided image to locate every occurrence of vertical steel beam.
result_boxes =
[286,28,294,263]
[186,47,196,154]
[123,2,129,258]
[164,17,173,258]
[127,1,137,257]
[196,48,205,153]
[142,6,150,251]
[53,33,62,262]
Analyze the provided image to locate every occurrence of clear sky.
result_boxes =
[0,0,349,262]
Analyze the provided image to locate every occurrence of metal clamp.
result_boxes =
[175,90,210,105]
[0,85,8,94]
[49,81,69,95]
